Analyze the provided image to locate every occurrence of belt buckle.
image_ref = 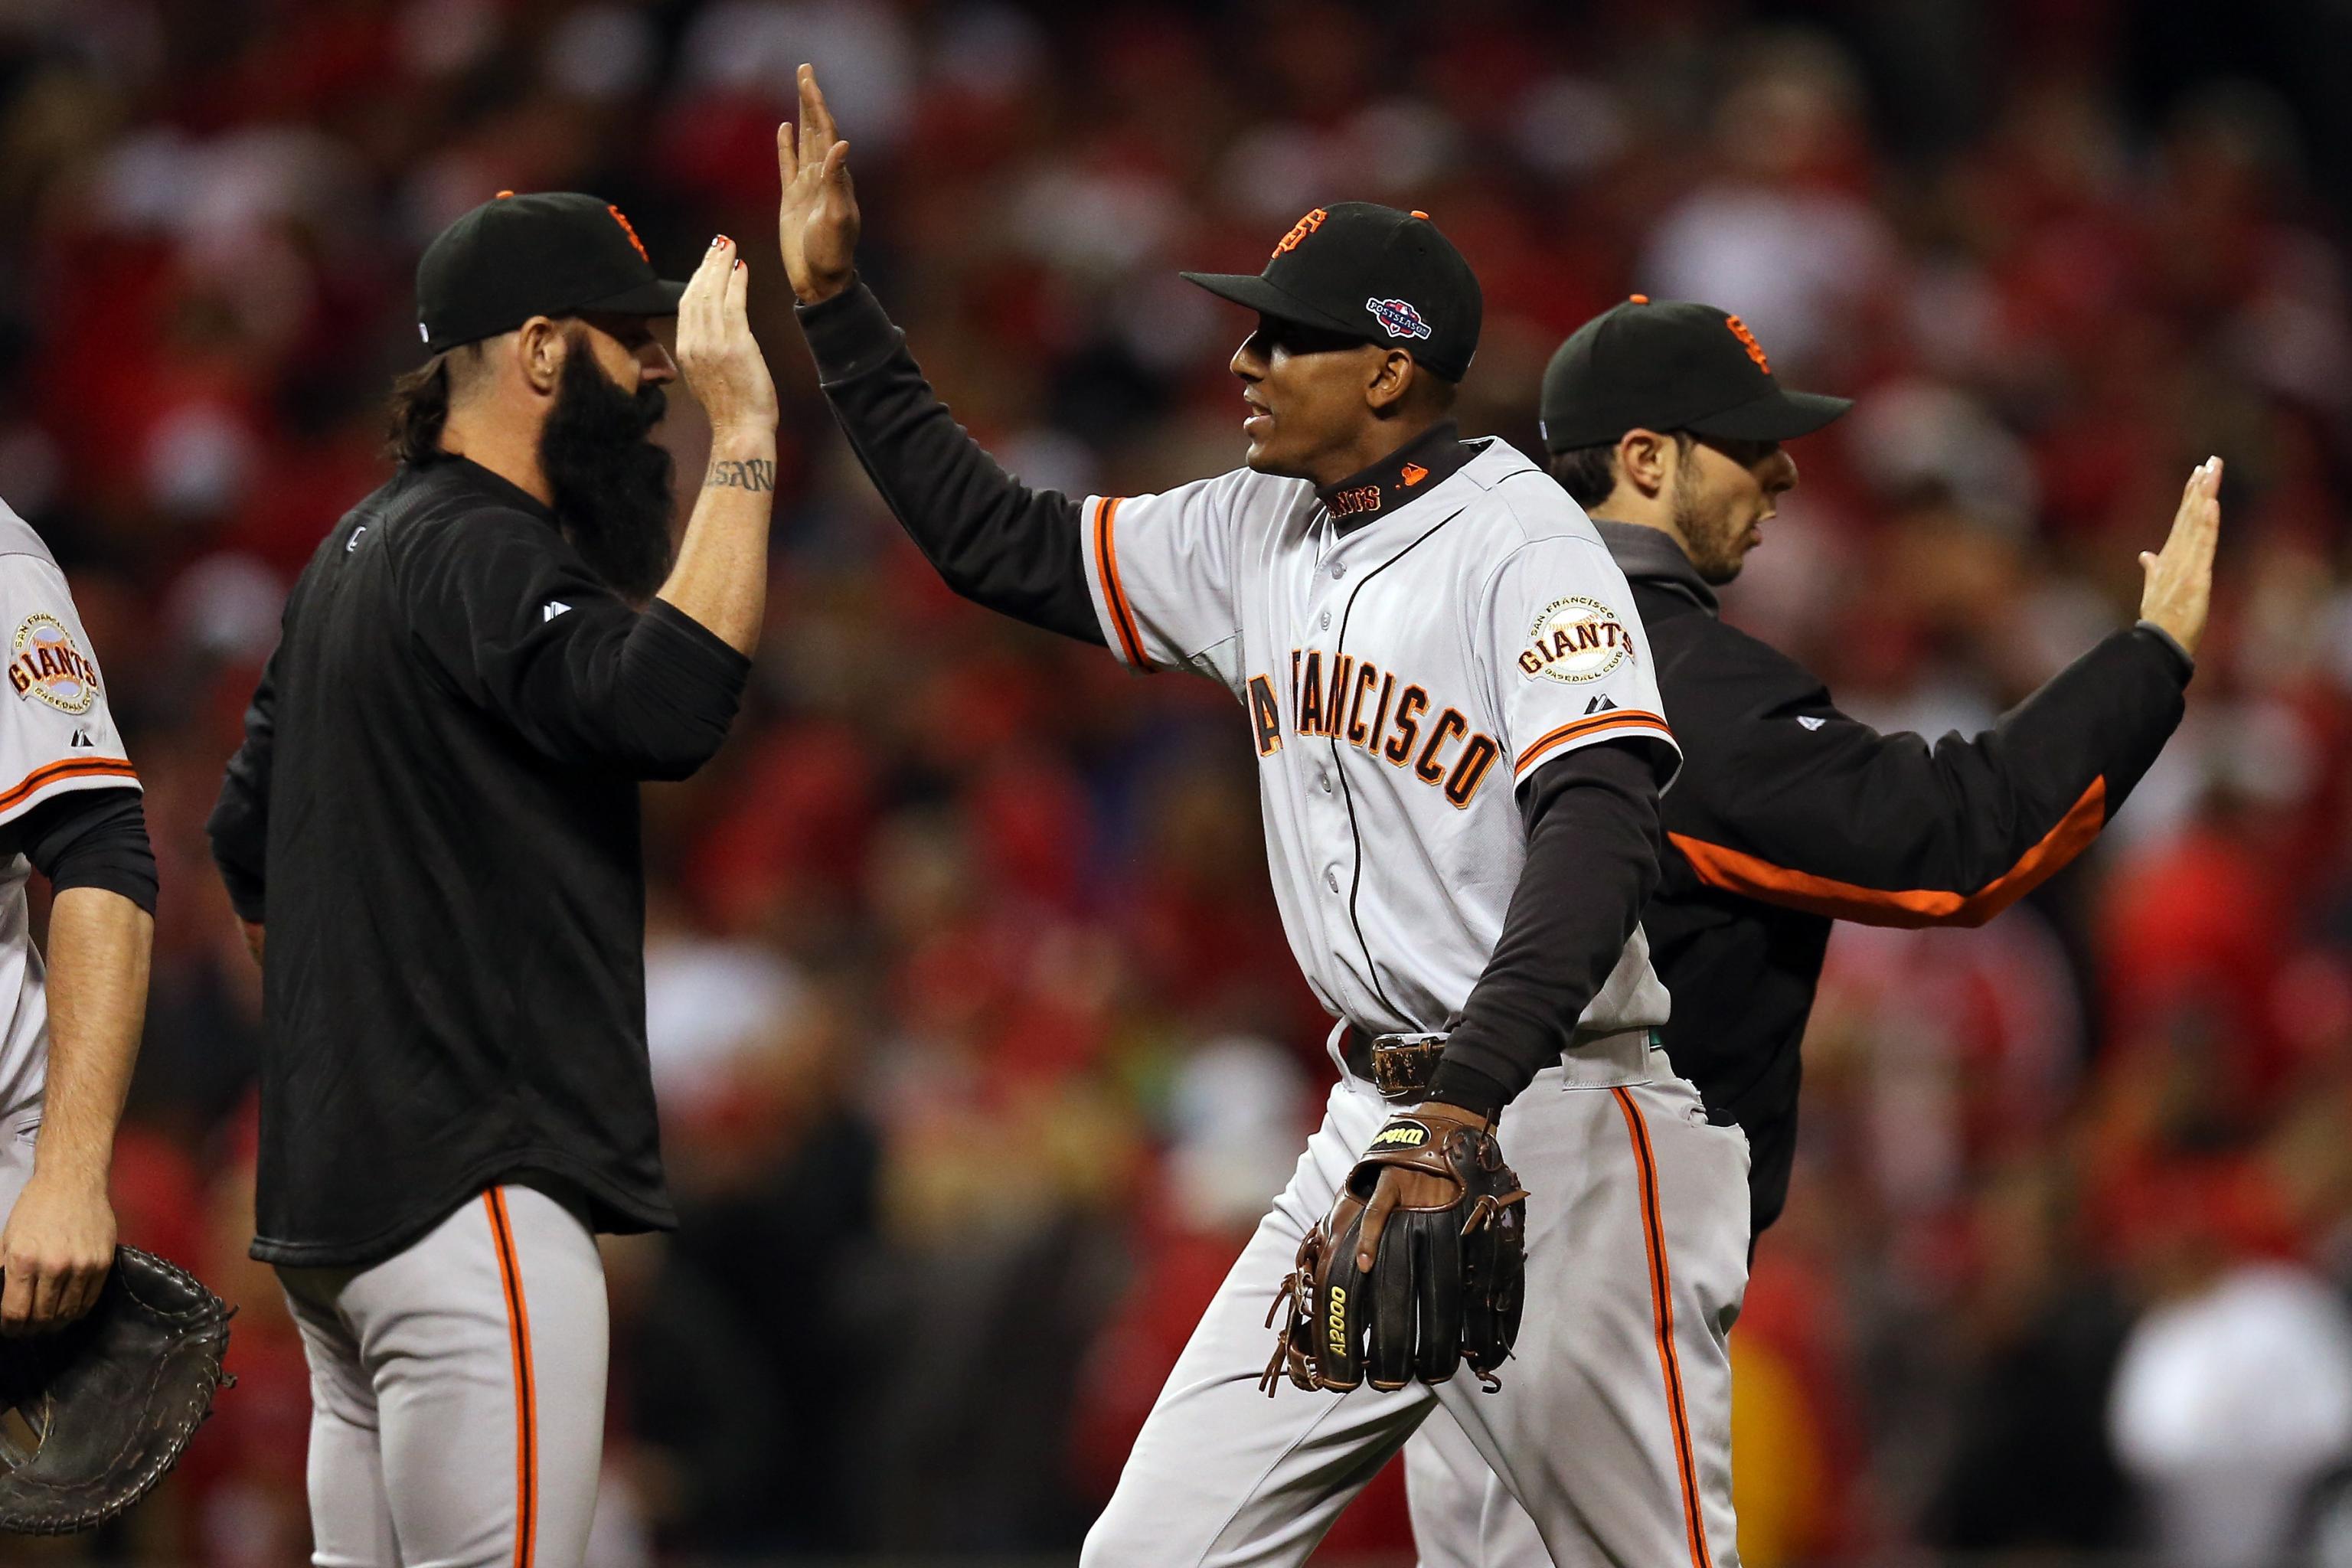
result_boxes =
[1368,1032,1447,1102]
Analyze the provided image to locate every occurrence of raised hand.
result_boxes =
[2140,457,2223,657]
[778,62,860,306]
[673,235,778,439]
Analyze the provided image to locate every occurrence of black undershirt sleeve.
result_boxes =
[403,513,752,782]
[1426,741,1664,1119]
[796,279,1104,643]
[5,786,157,914]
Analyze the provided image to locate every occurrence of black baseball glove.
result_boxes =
[0,1246,233,1534]
[1264,1108,1528,1394]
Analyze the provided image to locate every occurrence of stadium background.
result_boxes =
[5,0,2352,1562]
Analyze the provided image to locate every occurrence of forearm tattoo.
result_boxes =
[704,458,776,492]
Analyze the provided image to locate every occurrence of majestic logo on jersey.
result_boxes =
[1365,297,1432,341]
[1253,649,1501,809]
[1519,596,1634,684]
[1273,207,1328,256]
[8,614,98,714]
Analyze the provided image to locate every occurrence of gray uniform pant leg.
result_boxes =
[0,1099,40,1222]
[279,1182,609,1568]
[1084,1041,1750,1568]
[1403,1068,1750,1568]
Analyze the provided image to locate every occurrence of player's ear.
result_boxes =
[1365,348,1415,413]
[514,316,567,397]
[1617,429,1674,499]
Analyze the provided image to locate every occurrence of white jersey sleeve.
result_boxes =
[0,522,137,825]
[1481,534,1679,790]
[1078,471,1252,683]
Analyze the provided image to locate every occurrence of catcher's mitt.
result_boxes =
[0,1246,232,1534]
[1263,1111,1527,1395]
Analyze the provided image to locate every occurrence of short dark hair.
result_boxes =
[383,342,485,466]
[1545,430,1690,509]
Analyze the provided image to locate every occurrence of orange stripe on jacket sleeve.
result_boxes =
[1091,497,1152,671]
[1668,775,2107,929]
[0,757,138,815]
[484,1191,537,1568]
[1514,710,1671,774]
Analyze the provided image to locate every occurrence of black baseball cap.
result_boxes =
[416,191,688,354]
[1538,296,1851,452]
[1181,202,1482,383]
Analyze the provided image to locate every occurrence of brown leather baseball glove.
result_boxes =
[1264,1108,1528,1394]
[0,1246,233,1534]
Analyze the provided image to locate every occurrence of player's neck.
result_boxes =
[436,413,555,509]
[1305,415,1451,492]
[1591,493,1694,560]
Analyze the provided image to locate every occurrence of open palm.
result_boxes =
[778,63,859,305]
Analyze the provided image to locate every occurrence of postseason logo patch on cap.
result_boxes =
[1366,297,1432,341]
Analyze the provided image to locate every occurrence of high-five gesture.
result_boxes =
[673,234,778,437]
[2140,456,2223,657]
[779,64,860,305]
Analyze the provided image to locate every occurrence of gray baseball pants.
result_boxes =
[1080,1030,1750,1568]
[278,1182,608,1568]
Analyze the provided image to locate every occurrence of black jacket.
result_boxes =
[208,456,750,1267]
[1602,521,2190,1233]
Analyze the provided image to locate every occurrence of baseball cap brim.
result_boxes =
[1685,386,1853,443]
[1178,270,1371,340]
[578,277,691,316]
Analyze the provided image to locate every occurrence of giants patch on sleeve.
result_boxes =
[8,613,100,713]
[1517,596,1634,683]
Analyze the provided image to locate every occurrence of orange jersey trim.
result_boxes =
[1513,709,1671,774]
[1091,498,1152,671]
[1666,775,2107,929]
[485,1190,537,1568]
[1612,1087,1712,1568]
[0,757,137,815]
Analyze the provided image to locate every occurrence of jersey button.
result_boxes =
[1330,563,1347,580]
[1320,610,1331,629]
[1318,771,1333,793]
[1325,868,1341,893]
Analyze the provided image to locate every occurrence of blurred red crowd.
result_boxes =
[4,0,2352,1563]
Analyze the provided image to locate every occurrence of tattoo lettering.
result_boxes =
[705,458,776,492]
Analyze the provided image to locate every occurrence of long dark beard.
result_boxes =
[538,339,675,601]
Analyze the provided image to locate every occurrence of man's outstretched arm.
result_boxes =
[781,64,1103,645]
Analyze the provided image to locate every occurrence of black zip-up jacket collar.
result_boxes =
[1592,518,1718,614]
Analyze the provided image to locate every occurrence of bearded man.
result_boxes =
[207,194,779,1568]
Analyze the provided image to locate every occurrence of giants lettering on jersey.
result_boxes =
[8,613,99,714]
[1246,649,1501,809]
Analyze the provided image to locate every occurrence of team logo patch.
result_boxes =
[1519,596,1634,684]
[1365,297,1432,341]
[1370,1121,1429,1150]
[607,204,649,263]
[1273,207,1328,256]
[9,614,99,714]
[1724,313,1771,373]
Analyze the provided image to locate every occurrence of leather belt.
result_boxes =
[1340,1026,1449,1102]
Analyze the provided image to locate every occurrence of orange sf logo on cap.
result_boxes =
[607,204,649,264]
[1723,314,1771,374]
[1272,207,1328,258]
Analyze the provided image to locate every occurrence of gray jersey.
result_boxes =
[0,501,138,1119]
[1078,436,1676,1041]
